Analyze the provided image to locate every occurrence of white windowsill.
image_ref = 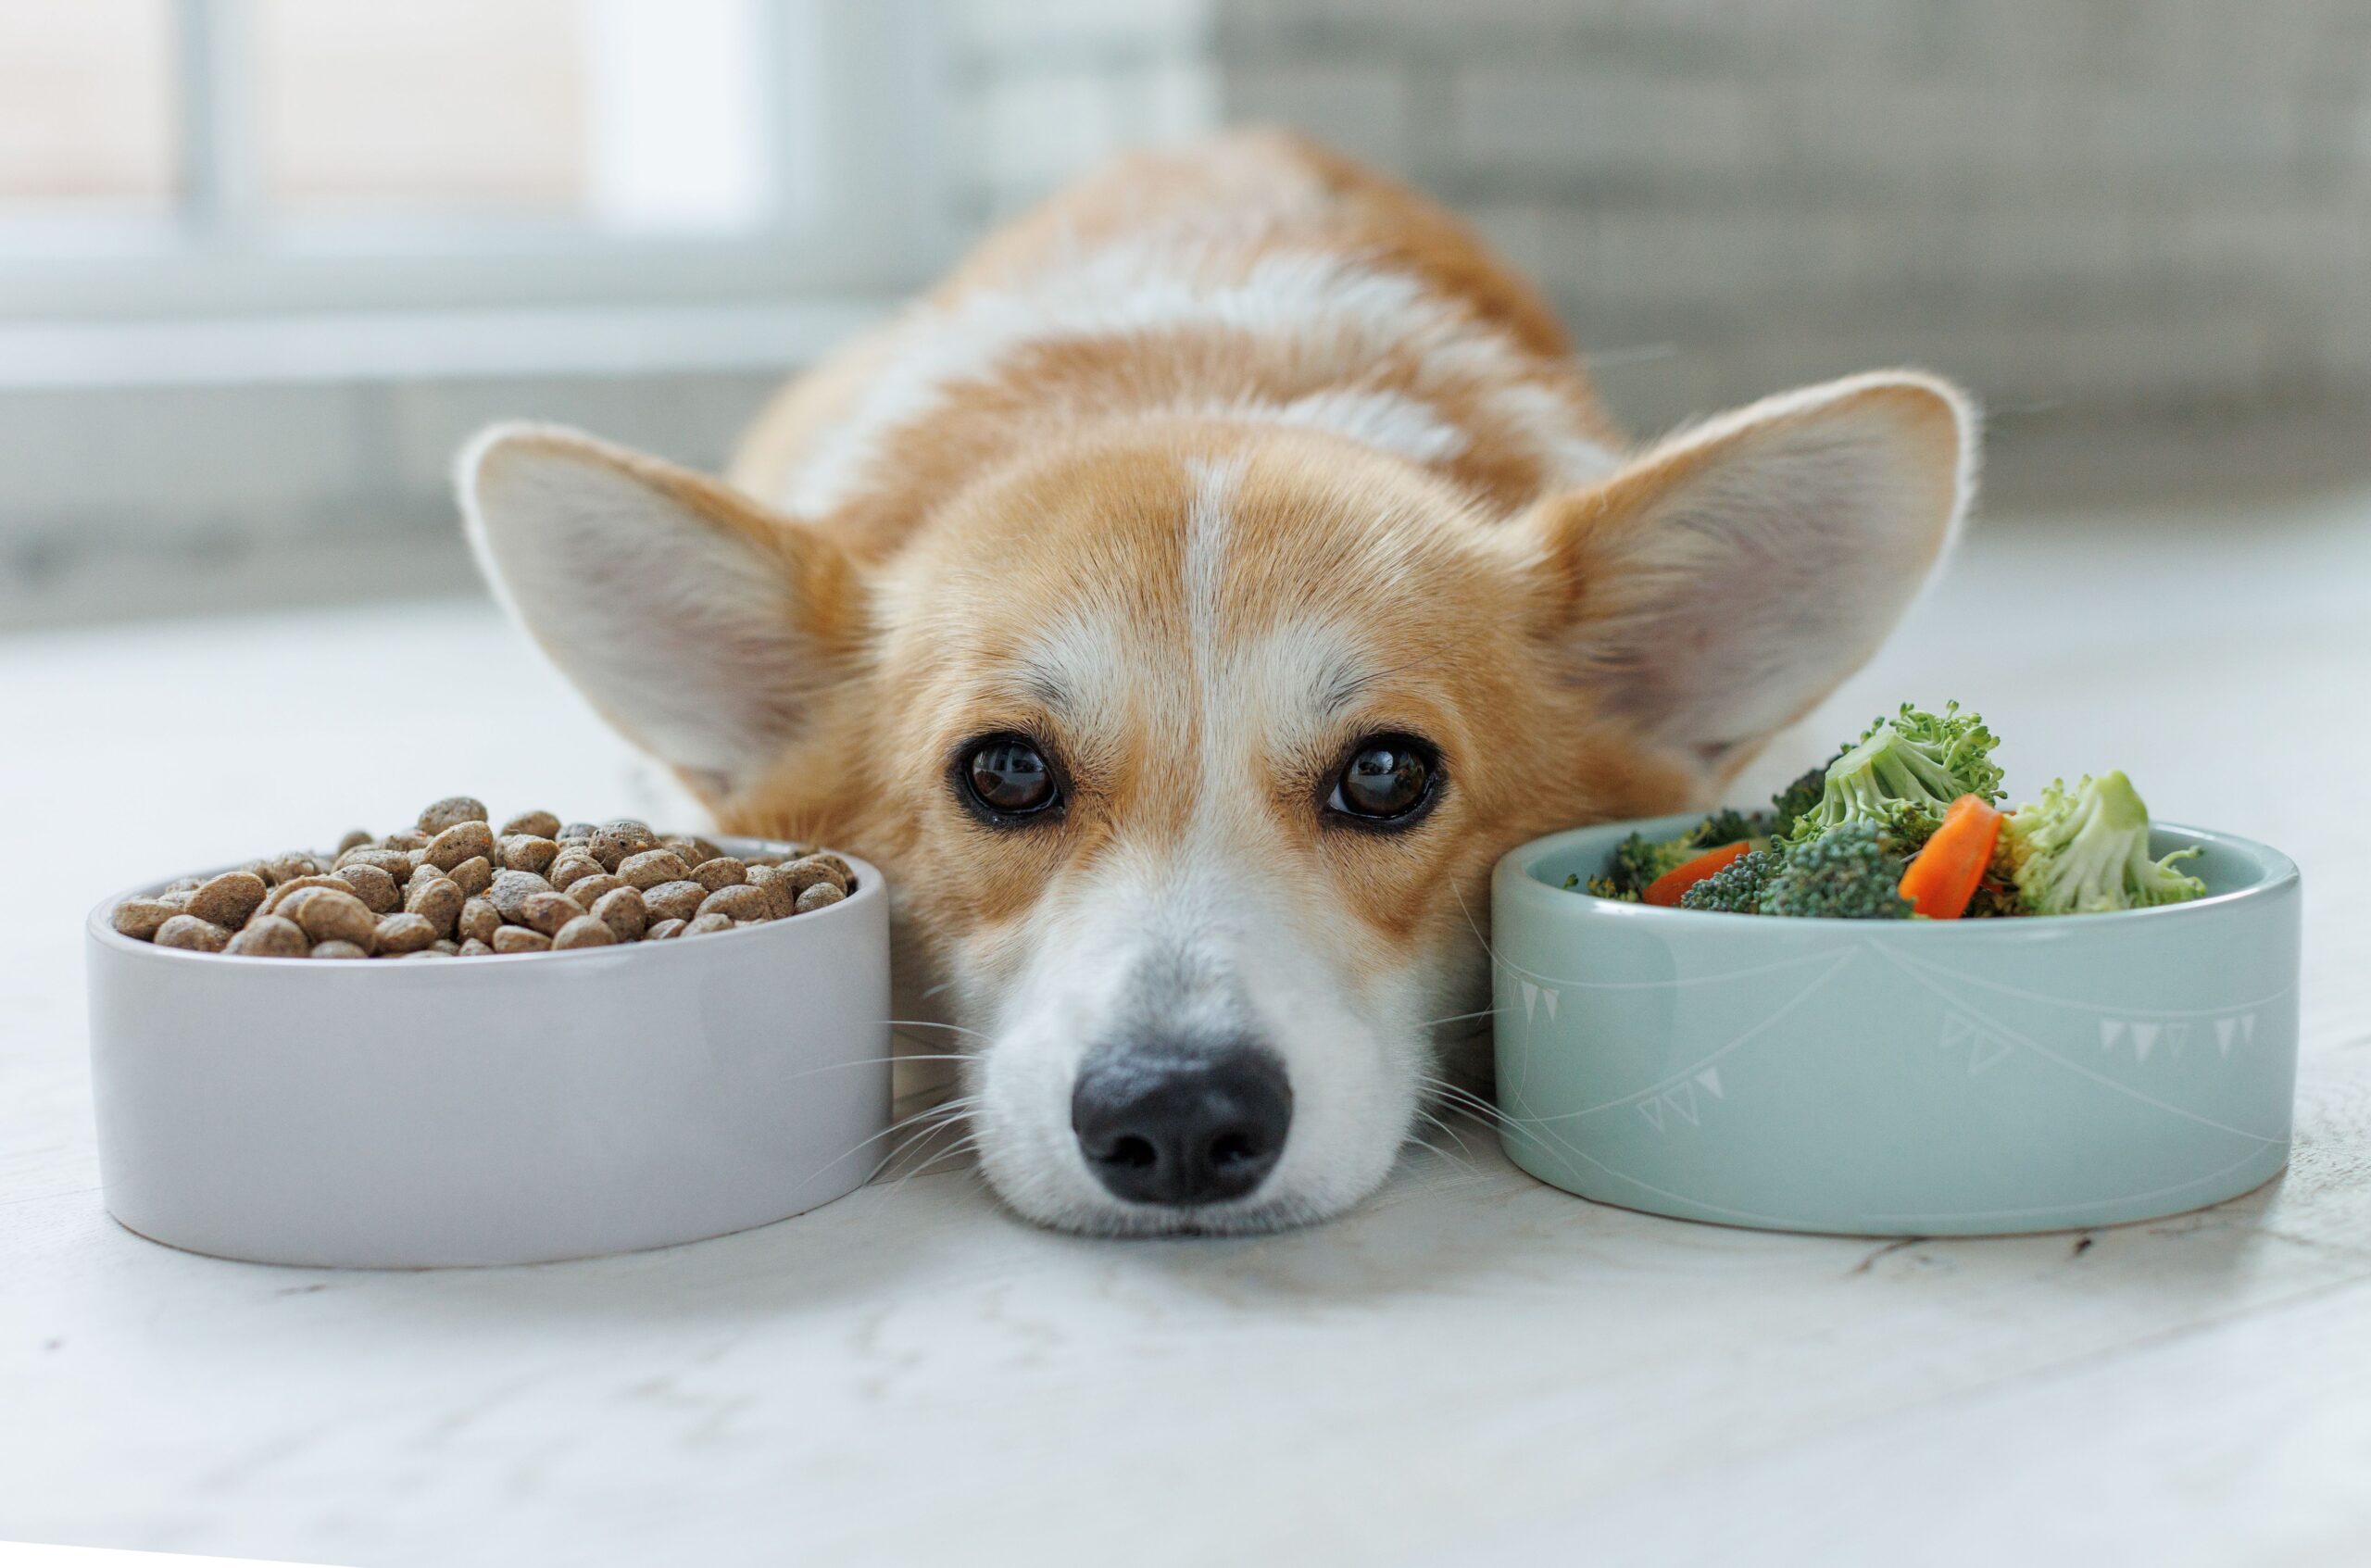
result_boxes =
[0,296,897,391]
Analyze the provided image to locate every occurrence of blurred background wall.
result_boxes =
[4,0,2365,629]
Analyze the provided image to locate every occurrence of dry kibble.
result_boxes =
[339,847,413,881]
[424,820,496,872]
[642,879,708,923]
[260,851,321,885]
[590,884,647,941]
[373,911,438,954]
[112,803,854,961]
[565,872,626,909]
[697,884,772,922]
[335,862,400,914]
[404,874,465,936]
[418,796,488,834]
[618,848,690,890]
[547,852,603,891]
[500,834,559,874]
[744,864,796,919]
[486,870,554,920]
[515,892,582,936]
[782,856,850,897]
[260,873,350,915]
[155,914,232,952]
[225,915,308,957]
[458,897,501,944]
[689,857,746,892]
[552,914,617,950]
[664,835,724,868]
[286,887,377,949]
[588,819,659,871]
[186,871,270,927]
[111,898,180,940]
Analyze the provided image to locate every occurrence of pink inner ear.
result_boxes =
[462,428,847,797]
[1545,376,1972,771]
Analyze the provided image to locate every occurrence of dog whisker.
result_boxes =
[882,1018,993,1042]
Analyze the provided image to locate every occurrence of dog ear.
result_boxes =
[458,423,864,805]
[1524,371,1976,778]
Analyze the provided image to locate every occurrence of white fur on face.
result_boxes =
[957,462,1436,1235]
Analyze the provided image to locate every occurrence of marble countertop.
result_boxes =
[4,488,2367,1568]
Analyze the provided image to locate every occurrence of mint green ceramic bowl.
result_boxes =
[1490,815,2300,1236]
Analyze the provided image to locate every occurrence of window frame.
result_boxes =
[0,0,953,323]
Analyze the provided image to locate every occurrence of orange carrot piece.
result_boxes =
[1644,839,1753,907]
[1898,794,2003,919]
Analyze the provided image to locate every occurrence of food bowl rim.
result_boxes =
[1497,814,2297,935]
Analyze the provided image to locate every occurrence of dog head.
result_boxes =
[460,370,1974,1235]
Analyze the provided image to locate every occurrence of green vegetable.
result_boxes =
[2002,771,2205,915]
[1597,812,1765,898]
[1678,846,1783,913]
[1756,822,1913,920]
[1768,764,1828,841]
[1782,701,2004,848]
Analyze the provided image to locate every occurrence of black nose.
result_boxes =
[1071,1042,1293,1207]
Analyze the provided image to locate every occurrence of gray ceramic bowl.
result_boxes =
[1490,815,2300,1236]
[86,838,890,1268]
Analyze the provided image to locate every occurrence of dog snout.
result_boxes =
[1070,1040,1292,1207]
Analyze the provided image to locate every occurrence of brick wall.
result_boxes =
[946,0,2371,433]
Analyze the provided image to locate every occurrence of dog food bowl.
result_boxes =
[85,839,891,1268]
[1490,815,2300,1236]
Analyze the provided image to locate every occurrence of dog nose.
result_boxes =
[1071,1042,1292,1207]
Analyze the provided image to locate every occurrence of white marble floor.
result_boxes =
[3,486,2367,1568]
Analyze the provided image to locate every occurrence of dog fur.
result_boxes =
[459,131,1976,1236]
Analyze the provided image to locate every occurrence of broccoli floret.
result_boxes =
[1679,846,1783,913]
[1757,822,1913,919]
[1593,811,1764,897]
[2002,771,2206,915]
[1695,808,1762,848]
[1769,764,1828,840]
[1782,701,2005,847]
[1567,872,1638,901]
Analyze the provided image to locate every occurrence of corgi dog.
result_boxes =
[459,131,1975,1236]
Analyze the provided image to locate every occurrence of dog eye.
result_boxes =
[1328,736,1437,824]
[960,735,1060,819]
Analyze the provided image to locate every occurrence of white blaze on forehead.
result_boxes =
[1183,456,1238,692]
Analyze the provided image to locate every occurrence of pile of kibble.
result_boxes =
[109,797,855,960]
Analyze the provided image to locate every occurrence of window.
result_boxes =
[0,0,948,325]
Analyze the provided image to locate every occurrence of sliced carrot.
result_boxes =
[1898,794,2002,919]
[1644,839,1753,907]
